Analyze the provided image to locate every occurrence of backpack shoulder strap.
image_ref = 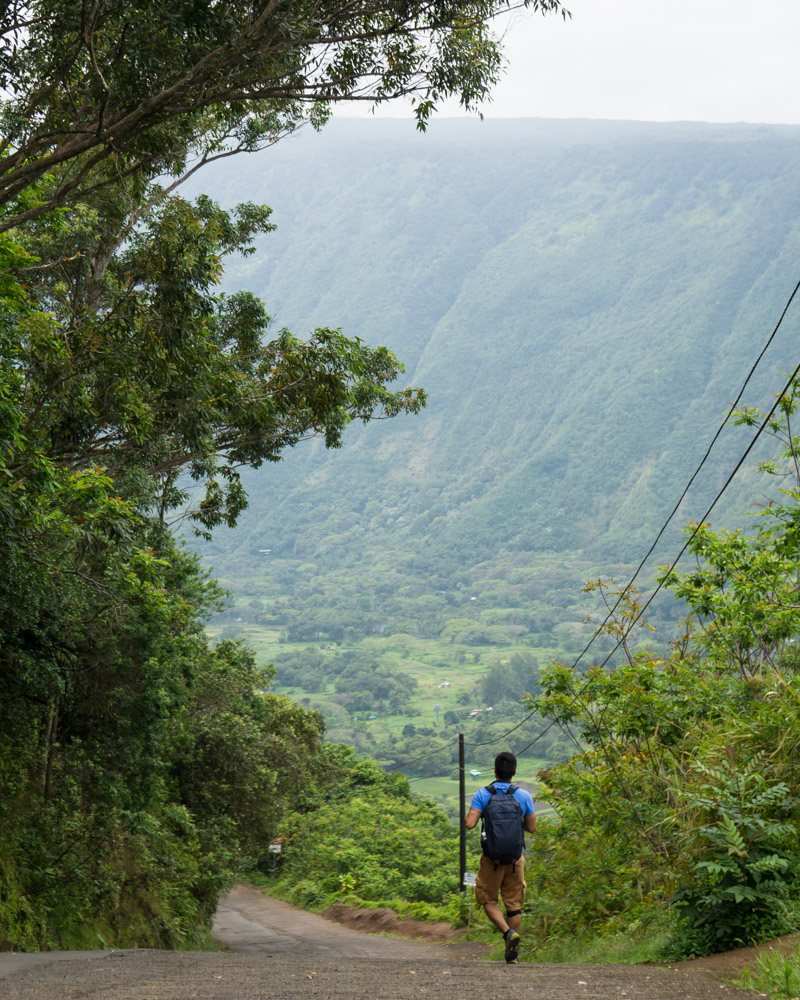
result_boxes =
[507,784,519,794]
[486,783,498,795]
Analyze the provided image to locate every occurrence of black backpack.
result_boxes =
[481,783,525,865]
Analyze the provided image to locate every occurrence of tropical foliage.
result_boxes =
[0,184,421,948]
[0,0,560,949]
[7,3,800,962]
[269,747,461,918]
[0,0,567,227]
[520,384,800,958]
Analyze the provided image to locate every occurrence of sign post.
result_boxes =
[268,840,282,873]
[463,871,476,927]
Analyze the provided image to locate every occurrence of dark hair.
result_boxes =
[494,751,517,782]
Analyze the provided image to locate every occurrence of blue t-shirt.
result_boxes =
[470,781,535,816]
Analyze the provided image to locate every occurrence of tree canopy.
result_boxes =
[0,0,566,228]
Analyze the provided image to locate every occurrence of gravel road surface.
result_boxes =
[0,884,765,999]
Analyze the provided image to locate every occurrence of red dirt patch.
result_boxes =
[321,903,470,944]
[678,932,800,978]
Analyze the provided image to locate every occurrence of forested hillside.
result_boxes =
[191,119,800,653]
[190,120,800,963]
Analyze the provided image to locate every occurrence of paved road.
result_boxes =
[0,885,764,999]
[210,883,474,959]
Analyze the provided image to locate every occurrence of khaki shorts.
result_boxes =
[474,852,526,912]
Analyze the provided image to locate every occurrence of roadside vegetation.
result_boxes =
[6,1,800,967]
[259,748,465,922]
[737,946,800,999]
[0,0,569,950]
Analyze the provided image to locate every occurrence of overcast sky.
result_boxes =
[340,0,800,124]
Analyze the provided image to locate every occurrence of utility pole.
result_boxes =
[459,732,466,893]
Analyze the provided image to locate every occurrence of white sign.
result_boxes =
[268,843,282,854]
[462,872,477,886]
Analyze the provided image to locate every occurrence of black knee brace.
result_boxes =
[506,908,522,918]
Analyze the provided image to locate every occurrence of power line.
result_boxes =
[557,274,800,675]
[447,277,800,758]
[466,718,569,775]
[411,711,551,781]
[384,706,500,773]
[400,352,800,818]
[382,276,800,778]
[463,706,538,746]
[387,703,544,780]
[472,356,800,764]
[408,764,460,783]
[508,717,569,760]
[383,736,459,773]
[594,355,800,669]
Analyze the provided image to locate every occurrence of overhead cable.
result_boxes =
[556,274,800,674]
[475,353,800,763]
[383,276,800,776]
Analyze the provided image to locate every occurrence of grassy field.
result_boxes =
[207,621,559,799]
[233,626,545,714]
[412,762,551,801]
[411,761,555,818]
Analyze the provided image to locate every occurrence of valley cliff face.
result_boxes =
[188,118,800,626]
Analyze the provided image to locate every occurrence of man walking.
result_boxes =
[464,751,536,963]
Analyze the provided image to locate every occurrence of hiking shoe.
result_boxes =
[504,929,521,964]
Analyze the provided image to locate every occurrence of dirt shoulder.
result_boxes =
[319,892,796,981]
[320,900,478,945]
[679,931,800,978]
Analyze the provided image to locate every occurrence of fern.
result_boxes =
[669,765,800,956]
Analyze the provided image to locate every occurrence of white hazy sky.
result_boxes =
[339,0,800,124]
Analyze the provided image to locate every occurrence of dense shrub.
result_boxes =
[270,748,461,916]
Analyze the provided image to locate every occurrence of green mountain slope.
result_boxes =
[184,118,800,646]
